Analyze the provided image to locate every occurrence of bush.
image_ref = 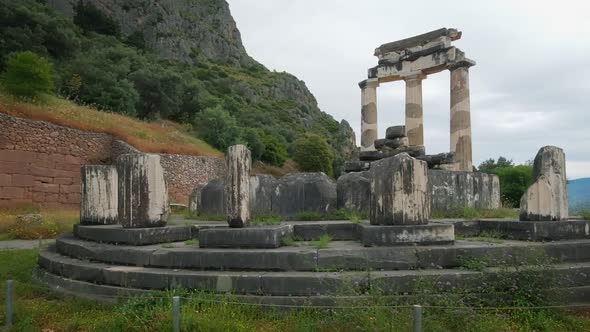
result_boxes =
[490,165,533,207]
[193,106,241,151]
[259,132,288,166]
[2,51,54,97]
[292,134,334,175]
[74,1,120,37]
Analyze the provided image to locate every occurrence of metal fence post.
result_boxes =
[5,280,14,328]
[172,296,180,332]
[413,304,422,332]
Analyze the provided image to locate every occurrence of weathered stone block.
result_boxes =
[250,174,278,215]
[359,223,454,246]
[117,154,169,228]
[344,160,371,173]
[428,170,500,211]
[80,165,118,225]
[369,153,430,225]
[273,172,337,217]
[188,184,205,214]
[336,171,370,213]
[375,137,409,150]
[359,145,425,161]
[199,179,225,215]
[520,146,568,221]
[199,225,294,248]
[385,125,406,139]
[225,145,251,228]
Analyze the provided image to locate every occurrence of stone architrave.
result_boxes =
[80,165,118,225]
[404,73,426,147]
[449,62,474,172]
[520,146,568,221]
[117,154,169,228]
[225,145,251,228]
[250,174,278,215]
[369,153,430,225]
[360,79,380,151]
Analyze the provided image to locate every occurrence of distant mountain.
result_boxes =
[568,178,590,213]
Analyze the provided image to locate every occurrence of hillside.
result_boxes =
[0,91,221,156]
[568,177,590,213]
[0,0,356,175]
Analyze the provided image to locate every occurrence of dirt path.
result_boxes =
[0,239,54,250]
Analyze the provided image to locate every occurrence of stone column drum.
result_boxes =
[404,73,426,147]
[80,165,118,225]
[369,153,430,225]
[449,63,474,172]
[225,145,251,228]
[520,146,568,221]
[360,78,379,151]
[117,154,170,228]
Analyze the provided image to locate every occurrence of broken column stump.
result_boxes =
[520,146,568,221]
[225,144,251,228]
[80,165,118,225]
[369,153,430,225]
[117,154,170,228]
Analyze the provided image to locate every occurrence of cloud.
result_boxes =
[228,0,590,177]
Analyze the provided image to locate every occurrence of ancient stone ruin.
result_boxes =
[359,28,474,172]
[34,29,590,308]
[520,146,568,221]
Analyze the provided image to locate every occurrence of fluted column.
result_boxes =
[449,62,474,172]
[359,78,379,151]
[404,73,426,147]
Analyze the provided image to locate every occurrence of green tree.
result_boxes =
[478,156,514,173]
[2,51,54,97]
[490,165,534,208]
[193,106,241,151]
[73,1,120,37]
[242,129,265,161]
[293,134,334,175]
[259,132,288,167]
[130,65,183,119]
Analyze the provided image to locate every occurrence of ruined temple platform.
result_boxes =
[36,219,590,306]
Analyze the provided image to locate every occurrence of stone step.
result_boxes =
[40,245,590,297]
[56,234,590,272]
[35,268,590,306]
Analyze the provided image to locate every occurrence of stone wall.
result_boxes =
[0,113,225,208]
[159,154,226,204]
[428,170,500,211]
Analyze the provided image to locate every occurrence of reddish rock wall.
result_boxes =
[0,113,224,208]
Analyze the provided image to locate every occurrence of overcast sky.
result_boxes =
[228,0,590,179]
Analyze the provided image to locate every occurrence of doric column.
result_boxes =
[359,78,379,151]
[403,73,426,147]
[449,61,475,172]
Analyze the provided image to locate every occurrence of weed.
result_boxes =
[161,243,175,248]
[431,207,518,220]
[312,234,332,249]
[251,214,282,225]
[463,230,505,243]
[184,239,198,246]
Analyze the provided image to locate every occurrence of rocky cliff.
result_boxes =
[44,0,357,170]
[47,0,253,66]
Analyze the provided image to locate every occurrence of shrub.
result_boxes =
[74,1,120,37]
[259,132,288,166]
[193,106,242,151]
[490,165,533,207]
[292,134,334,176]
[2,51,54,98]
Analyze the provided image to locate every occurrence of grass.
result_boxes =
[312,234,332,249]
[293,209,367,222]
[0,205,78,240]
[579,210,590,220]
[252,160,300,178]
[184,239,198,246]
[0,91,221,157]
[251,214,282,226]
[460,230,505,244]
[1,250,590,331]
[431,207,519,220]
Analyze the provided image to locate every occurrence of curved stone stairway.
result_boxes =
[36,220,590,305]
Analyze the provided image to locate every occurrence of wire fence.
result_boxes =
[3,279,590,331]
